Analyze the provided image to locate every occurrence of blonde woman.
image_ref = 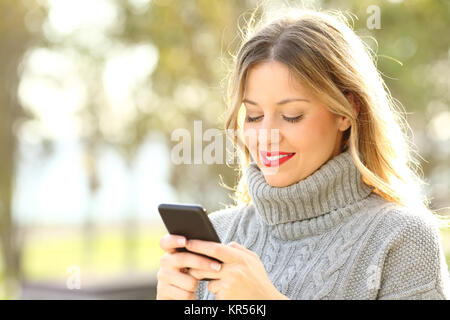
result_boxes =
[156,9,450,300]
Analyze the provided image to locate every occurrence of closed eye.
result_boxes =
[245,115,303,123]
[283,115,303,123]
[245,115,263,123]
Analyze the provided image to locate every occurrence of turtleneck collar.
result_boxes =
[245,149,374,240]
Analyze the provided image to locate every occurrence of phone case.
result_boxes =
[158,203,221,243]
[158,203,222,270]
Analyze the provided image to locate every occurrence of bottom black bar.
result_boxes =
[1,299,446,318]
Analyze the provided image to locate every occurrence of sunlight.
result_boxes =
[18,48,86,140]
[46,0,120,36]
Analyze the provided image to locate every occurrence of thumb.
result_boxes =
[227,241,247,251]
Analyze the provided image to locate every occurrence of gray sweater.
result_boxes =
[196,149,450,299]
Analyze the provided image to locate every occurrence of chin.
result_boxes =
[263,174,297,188]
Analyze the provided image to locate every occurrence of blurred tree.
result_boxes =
[0,0,38,297]
[11,0,256,279]
[115,0,254,210]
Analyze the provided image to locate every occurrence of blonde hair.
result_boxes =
[221,7,449,226]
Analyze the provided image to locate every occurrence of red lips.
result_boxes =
[259,150,296,167]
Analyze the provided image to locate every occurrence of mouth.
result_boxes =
[259,150,296,167]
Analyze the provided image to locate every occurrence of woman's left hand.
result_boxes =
[186,240,289,300]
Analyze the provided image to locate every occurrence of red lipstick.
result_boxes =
[259,150,296,167]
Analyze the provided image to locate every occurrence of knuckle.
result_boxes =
[184,252,207,270]
[160,252,175,267]
[159,253,169,265]
[159,234,170,249]
[202,258,214,270]
[211,246,221,259]
[156,268,172,284]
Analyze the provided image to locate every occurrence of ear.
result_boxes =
[346,92,360,118]
[338,92,360,131]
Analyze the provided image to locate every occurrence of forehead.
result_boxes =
[244,61,307,95]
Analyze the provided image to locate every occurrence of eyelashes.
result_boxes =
[283,115,303,123]
[245,115,303,123]
[245,115,263,123]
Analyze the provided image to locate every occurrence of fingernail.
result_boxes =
[178,238,186,246]
[211,262,221,271]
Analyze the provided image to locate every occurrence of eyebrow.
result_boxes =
[242,98,310,106]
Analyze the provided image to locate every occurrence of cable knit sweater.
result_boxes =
[196,149,450,300]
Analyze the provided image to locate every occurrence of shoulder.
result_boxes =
[359,195,445,275]
[372,204,450,299]
[374,201,441,243]
[376,202,447,272]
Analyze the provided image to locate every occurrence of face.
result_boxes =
[242,60,351,187]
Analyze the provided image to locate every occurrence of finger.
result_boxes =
[157,283,196,300]
[208,279,221,295]
[227,241,247,251]
[160,234,186,253]
[160,251,222,272]
[157,268,198,292]
[228,242,260,259]
[186,240,243,263]
[188,268,221,281]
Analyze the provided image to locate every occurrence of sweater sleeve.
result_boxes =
[376,211,450,300]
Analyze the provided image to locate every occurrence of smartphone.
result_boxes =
[158,203,222,265]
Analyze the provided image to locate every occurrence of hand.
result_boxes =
[156,234,222,300]
[186,240,289,300]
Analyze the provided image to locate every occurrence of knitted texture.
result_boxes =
[196,150,450,300]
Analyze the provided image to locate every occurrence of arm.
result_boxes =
[377,214,450,300]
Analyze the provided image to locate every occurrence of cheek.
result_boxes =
[295,115,337,145]
[243,127,258,152]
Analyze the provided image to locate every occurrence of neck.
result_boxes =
[245,149,374,240]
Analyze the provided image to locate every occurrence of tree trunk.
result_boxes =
[0,0,33,298]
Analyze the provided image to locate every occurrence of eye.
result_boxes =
[283,115,303,123]
[245,115,263,123]
[246,115,303,123]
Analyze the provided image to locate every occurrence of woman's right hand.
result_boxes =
[156,234,222,300]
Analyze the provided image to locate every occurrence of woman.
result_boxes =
[156,9,450,300]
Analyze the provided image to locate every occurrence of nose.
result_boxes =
[258,116,280,151]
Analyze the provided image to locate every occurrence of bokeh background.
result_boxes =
[0,0,449,299]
